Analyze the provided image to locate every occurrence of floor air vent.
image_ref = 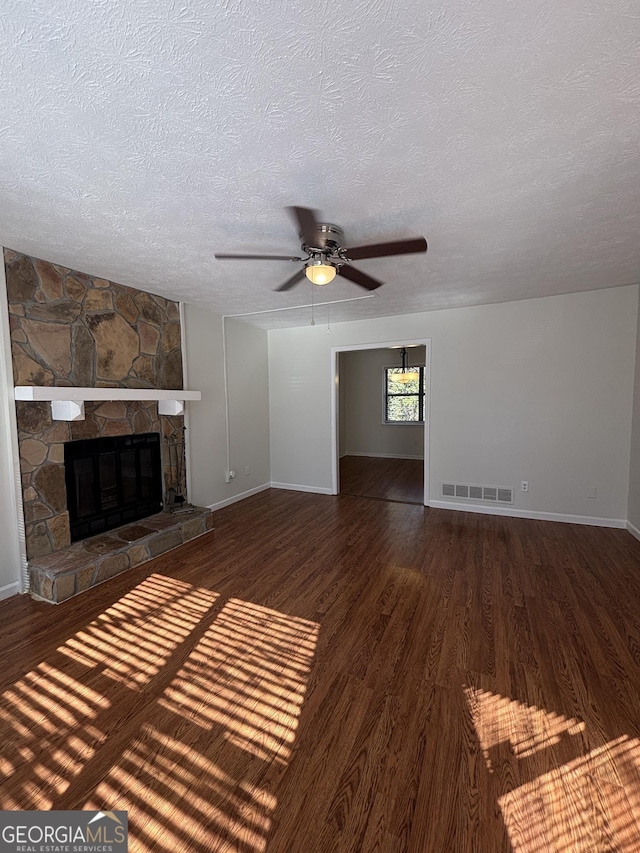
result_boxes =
[441,482,513,504]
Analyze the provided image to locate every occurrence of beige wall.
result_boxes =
[269,286,638,522]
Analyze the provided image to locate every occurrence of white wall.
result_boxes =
[342,347,424,459]
[182,306,270,509]
[627,295,640,534]
[269,286,638,522]
[0,259,25,598]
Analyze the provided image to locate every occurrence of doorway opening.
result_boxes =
[339,454,424,504]
[331,339,431,506]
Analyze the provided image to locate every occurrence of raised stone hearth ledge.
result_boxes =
[29,507,214,604]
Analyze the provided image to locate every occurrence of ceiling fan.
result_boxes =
[214,206,428,291]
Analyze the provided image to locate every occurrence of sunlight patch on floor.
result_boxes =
[465,686,640,851]
[89,597,320,852]
[1,573,319,851]
[0,660,109,808]
[158,598,320,762]
[0,574,218,809]
[58,574,219,688]
[87,725,277,853]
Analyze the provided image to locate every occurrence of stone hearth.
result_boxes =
[29,507,214,603]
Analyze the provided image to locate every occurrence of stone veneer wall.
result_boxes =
[4,248,187,561]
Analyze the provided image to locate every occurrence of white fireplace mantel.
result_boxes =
[14,386,201,421]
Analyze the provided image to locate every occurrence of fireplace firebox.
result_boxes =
[64,432,163,542]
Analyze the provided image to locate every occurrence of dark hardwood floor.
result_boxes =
[340,455,424,504]
[2,489,640,851]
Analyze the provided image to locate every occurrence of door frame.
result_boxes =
[330,338,431,505]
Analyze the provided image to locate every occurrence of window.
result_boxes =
[384,365,425,423]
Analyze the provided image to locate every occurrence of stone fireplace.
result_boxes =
[5,248,212,602]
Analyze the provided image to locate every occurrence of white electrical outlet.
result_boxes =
[521,481,528,492]
[587,487,597,498]
[245,466,250,476]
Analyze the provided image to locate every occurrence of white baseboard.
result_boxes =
[626,521,640,542]
[0,581,21,601]
[207,483,271,512]
[429,499,626,528]
[271,482,334,495]
[205,485,632,530]
[345,452,424,460]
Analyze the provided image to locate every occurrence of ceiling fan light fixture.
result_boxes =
[305,259,336,285]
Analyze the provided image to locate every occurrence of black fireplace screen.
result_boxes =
[65,432,163,542]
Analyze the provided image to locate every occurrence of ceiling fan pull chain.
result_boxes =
[311,283,316,326]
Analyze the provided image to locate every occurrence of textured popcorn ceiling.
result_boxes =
[1,1,639,329]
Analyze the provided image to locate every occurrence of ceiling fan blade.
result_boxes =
[215,253,303,261]
[345,237,428,261]
[286,206,321,247]
[338,264,383,291]
[275,268,306,292]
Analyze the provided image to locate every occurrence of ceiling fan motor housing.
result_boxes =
[301,223,345,258]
